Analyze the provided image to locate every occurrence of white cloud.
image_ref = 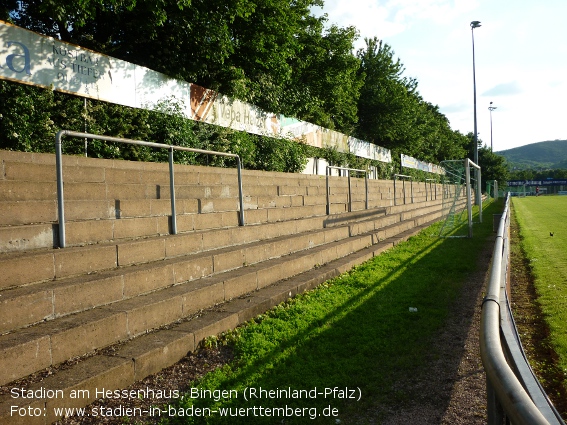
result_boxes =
[482,81,523,97]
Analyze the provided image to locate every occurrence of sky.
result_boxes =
[312,0,567,152]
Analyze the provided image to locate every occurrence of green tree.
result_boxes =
[355,37,467,166]
[2,1,476,173]
[2,0,141,40]
[0,81,56,152]
[224,0,325,112]
[478,146,509,191]
[292,25,364,133]
[356,37,414,149]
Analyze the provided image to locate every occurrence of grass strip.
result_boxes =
[511,196,567,390]
[162,200,501,425]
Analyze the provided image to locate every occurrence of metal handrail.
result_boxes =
[393,174,413,205]
[325,166,368,215]
[55,130,245,248]
[480,193,564,425]
[425,178,437,201]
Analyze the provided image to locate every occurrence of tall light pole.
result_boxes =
[489,101,497,151]
[471,20,481,205]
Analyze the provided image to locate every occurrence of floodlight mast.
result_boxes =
[489,102,497,151]
[471,20,481,205]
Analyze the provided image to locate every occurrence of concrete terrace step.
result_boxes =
[0,190,443,253]
[0,179,319,203]
[0,215,439,425]
[0,211,326,290]
[0,199,346,252]
[0,222,347,332]
[0,201,442,291]
[0,205,445,386]
[0,206,415,332]
[1,150,437,208]
[0,177,399,208]
[0,189,353,226]
[0,149,453,425]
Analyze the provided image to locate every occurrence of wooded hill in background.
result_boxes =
[497,140,567,170]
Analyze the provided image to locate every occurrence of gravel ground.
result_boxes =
[364,241,492,424]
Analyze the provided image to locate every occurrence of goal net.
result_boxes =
[439,159,481,238]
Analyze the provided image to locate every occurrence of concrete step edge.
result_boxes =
[0,217,440,424]
[0,222,354,332]
[3,210,406,338]
[0,213,327,288]
[0,214,428,386]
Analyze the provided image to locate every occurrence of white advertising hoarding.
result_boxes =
[1,20,391,163]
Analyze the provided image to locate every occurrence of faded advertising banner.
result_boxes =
[0,20,192,114]
[401,154,444,175]
[1,20,391,163]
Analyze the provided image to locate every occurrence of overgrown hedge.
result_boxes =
[0,80,427,181]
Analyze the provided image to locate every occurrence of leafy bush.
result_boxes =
[0,81,309,173]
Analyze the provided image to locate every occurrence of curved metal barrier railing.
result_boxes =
[480,193,565,425]
[55,130,245,248]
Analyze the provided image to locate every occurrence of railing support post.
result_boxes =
[325,166,368,215]
[326,167,330,215]
[56,131,66,248]
[465,160,473,238]
[365,173,369,210]
[236,156,245,226]
[348,173,352,212]
[394,178,397,206]
[169,147,178,234]
[394,174,412,207]
[486,378,505,425]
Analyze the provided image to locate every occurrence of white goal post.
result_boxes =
[465,158,482,238]
[440,158,482,238]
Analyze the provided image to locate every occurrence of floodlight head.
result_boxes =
[471,21,481,29]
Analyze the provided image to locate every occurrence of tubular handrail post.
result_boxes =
[55,132,66,247]
[56,130,245,248]
[425,178,435,201]
[326,167,330,215]
[365,173,369,209]
[169,147,177,235]
[347,172,352,212]
[394,177,397,205]
[236,156,245,226]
